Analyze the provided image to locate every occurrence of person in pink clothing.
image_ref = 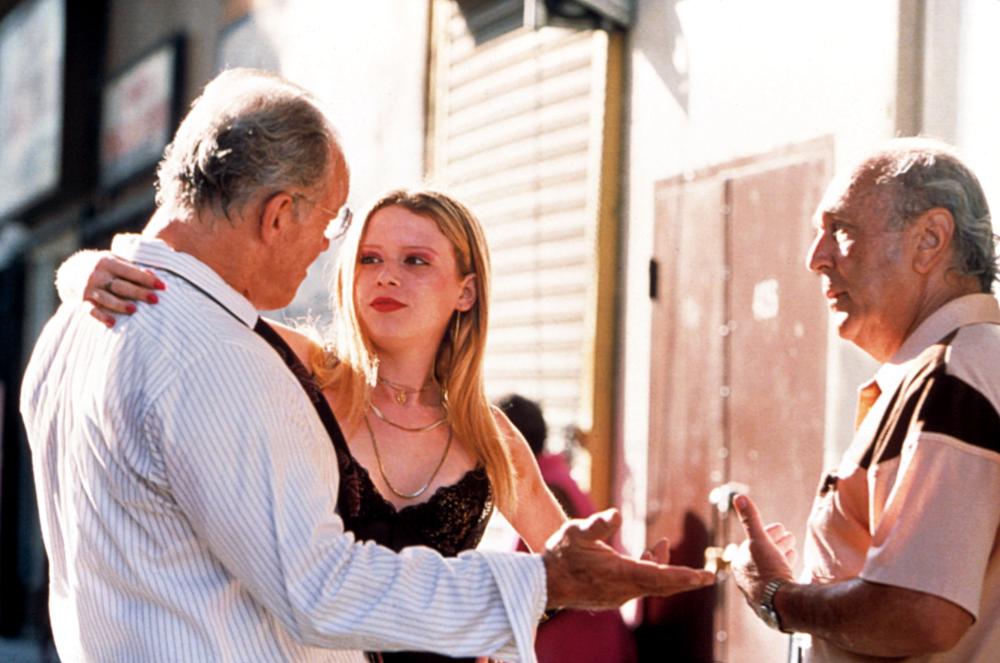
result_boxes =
[497,394,638,663]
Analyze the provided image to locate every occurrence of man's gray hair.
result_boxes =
[870,137,997,293]
[156,68,339,220]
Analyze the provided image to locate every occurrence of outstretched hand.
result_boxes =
[543,509,715,610]
[731,494,796,605]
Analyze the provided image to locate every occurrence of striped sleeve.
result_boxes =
[482,551,547,662]
[151,339,546,659]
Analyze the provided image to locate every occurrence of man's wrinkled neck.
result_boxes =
[868,272,983,364]
[147,206,258,304]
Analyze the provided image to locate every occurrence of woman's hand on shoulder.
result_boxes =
[56,250,165,328]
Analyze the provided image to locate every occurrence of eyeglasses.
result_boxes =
[291,192,353,240]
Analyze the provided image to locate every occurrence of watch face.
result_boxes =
[756,604,780,630]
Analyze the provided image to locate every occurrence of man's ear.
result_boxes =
[456,273,477,312]
[912,207,955,275]
[258,192,297,246]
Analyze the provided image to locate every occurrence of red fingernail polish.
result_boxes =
[106,319,115,328]
[126,303,137,314]
[147,293,159,304]
[155,279,166,290]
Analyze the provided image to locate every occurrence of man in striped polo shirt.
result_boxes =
[731,137,999,662]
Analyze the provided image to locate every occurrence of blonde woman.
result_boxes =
[62,188,567,663]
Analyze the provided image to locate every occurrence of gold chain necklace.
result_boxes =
[378,375,437,405]
[364,414,453,499]
[369,401,447,433]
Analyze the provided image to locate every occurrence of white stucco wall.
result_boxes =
[251,0,429,320]
[924,0,1000,216]
[619,0,903,553]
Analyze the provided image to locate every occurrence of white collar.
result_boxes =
[872,293,1000,395]
[111,234,258,328]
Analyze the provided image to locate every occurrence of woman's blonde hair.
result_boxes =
[311,189,516,512]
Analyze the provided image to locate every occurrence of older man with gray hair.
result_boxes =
[731,137,1000,661]
[20,68,713,663]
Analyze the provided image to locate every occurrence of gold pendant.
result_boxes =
[395,391,408,405]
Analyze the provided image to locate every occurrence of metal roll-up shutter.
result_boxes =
[428,0,621,503]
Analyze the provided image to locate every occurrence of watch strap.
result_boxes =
[760,578,789,633]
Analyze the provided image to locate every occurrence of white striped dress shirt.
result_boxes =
[20,235,545,663]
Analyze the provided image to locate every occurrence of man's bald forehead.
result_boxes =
[815,159,891,222]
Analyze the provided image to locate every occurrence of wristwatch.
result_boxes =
[756,578,789,633]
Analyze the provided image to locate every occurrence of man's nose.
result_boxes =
[805,230,832,273]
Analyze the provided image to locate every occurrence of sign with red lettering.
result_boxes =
[100,38,182,188]
[0,0,65,218]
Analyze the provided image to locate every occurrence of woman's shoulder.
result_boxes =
[490,404,516,441]
[491,405,535,467]
[260,318,324,366]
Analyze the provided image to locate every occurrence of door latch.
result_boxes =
[708,481,749,516]
[703,481,749,577]
[704,543,739,576]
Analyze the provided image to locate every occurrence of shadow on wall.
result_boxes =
[635,0,690,114]
[635,511,714,663]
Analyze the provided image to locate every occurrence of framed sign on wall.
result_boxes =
[99,35,185,190]
[0,0,65,219]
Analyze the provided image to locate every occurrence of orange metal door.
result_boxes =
[644,177,726,662]
[646,141,831,662]
[724,157,830,660]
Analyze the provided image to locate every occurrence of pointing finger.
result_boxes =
[734,494,768,541]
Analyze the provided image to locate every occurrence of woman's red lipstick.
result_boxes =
[370,297,406,312]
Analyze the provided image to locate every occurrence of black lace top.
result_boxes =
[255,321,494,662]
[336,453,493,557]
